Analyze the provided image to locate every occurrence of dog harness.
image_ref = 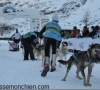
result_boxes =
[72,53,79,62]
[72,52,92,66]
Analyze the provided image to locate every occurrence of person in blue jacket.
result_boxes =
[39,14,62,77]
[21,31,39,61]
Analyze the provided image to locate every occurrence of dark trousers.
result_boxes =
[23,39,35,59]
[14,38,20,43]
[44,37,58,57]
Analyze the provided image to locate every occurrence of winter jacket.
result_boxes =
[82,29,89,37]
[39,20,62,41]
[76,32,81,38]
[67,32,73,38]
[89,30,96,37]
[72,29,77,38]
[12,32,21,40]
[22,32,38,46]
[93,30,100,39]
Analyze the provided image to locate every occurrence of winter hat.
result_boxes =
[52,15,59,22]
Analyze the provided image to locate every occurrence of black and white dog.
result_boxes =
[57,41,68,67]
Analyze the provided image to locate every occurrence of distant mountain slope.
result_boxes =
[0,0,100,36]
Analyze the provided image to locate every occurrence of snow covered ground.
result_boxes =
[0,40,100,89]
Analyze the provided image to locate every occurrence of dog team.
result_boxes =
[20,14,100,86]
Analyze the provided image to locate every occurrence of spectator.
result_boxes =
[76,29,81,38]
[81,26,89,37]
[39,14,62,77]
[91,26,95,31]
[63,31,68,39]
[60,31,65,38]
[93,25,100,39]
[67,30,73,38]
[88,26,96,37]
[72,26,77,38]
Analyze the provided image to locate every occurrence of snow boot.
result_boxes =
[41,57,50,77]
[41,65,49,77]
[50,66,56,72]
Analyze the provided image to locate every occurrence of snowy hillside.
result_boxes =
[0,0,100,37]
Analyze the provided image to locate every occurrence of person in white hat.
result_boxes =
[39,14,62,77]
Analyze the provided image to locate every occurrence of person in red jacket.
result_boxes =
[72,26,77,38]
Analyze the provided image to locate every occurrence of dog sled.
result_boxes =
[8,40,19,51]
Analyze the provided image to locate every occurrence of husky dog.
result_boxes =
[35,44,53,68]
[57,41,68,67]
[33,44,45,66]
[58,43,100,86]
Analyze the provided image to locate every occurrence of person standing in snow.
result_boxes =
[11,29,21,44]
[21,31,39,61]
[39,14,62,77]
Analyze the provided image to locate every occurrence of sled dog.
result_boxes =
[34,44,45,66]
[57,41,68,67]
[58,43,100,86]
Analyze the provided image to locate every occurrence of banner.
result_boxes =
[0,5,40,31]
[62,38,100,51]
[30,18,40,31]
